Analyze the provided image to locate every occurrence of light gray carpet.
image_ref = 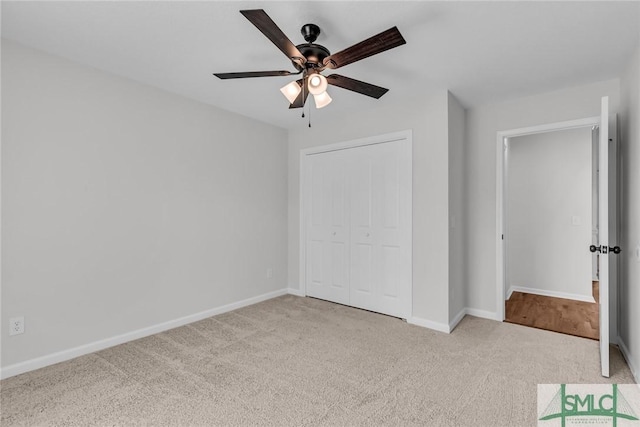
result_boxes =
[1,295,635,426]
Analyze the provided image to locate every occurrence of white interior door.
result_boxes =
[350,142,411,318]
[302,133,412,320]
[305,150,350,305]
[598,96,609,378]
[350,149,376,310]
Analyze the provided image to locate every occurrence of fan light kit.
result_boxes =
[214,9,406,125]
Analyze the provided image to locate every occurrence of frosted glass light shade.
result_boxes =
[313,91,332,109]
[308,74,328,95]
[280,80,301,104]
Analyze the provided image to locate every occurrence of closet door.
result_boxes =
[350,141,411,318]
[302,132,412,320]
[305,150,350,305]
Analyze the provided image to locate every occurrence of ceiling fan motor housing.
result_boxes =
[291,23,330,71]
[294,43,331,71]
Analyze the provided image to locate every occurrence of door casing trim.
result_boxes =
[496,117,600,321]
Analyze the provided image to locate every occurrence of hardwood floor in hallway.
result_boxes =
[505,282,599,340]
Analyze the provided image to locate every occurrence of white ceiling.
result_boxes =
[2,1,639,130]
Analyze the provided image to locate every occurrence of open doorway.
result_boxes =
[502,126,597,339]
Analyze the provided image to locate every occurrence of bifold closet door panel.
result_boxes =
[349,149,375,310]
[303,137,411,319]
[305,150,350,305]
[349,141,410,318]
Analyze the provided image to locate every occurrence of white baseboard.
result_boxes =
[0,288,289,380]
[464,307,502,321]
[507,285,595,303]
[618,336,639,384]
[507,286,515,300]
[287,288,305,297]
[408,306,501,335]
[407,316,451,334]
[449,309,467,332]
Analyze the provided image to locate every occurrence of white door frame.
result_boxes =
[299,129,413,317]
[496,117,600,321]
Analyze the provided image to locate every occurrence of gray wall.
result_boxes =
[506,128,593,301]
[619,42,640,381]
[287,90,452,328]
[448,93,466,323]
[1,40,289,368]
[464,79,620,317]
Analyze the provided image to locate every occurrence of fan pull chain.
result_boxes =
[301,78,305,118]
[308,100,312,128]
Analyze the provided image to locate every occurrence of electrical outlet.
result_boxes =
[266,268,273,279]
[9,316,24,336]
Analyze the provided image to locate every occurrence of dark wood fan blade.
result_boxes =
[326,74,389,98]
[289,78,308,109]
[323,27,406,70]
[214,70,297,79]
[240,9,306,65]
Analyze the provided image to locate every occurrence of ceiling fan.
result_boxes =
[214,9,406,111]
